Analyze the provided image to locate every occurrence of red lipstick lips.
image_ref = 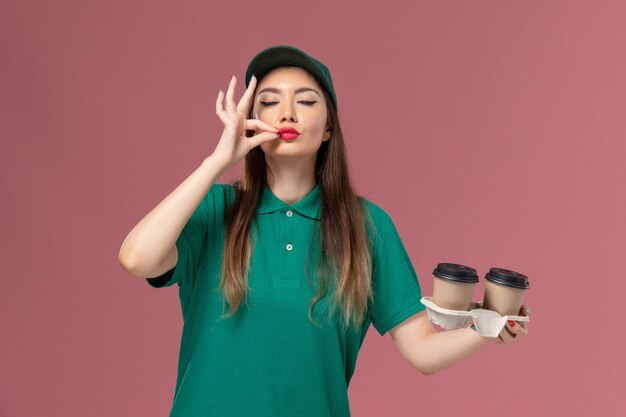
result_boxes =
[277,127,300,141]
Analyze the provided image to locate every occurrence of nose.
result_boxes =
[278,101,297,123]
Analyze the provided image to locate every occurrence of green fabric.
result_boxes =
[146,182,425,417]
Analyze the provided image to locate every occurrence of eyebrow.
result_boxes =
[257,87,321,97]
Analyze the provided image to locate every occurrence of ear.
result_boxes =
[323,125,332,141]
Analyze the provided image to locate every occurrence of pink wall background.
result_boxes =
[2,1,624,416]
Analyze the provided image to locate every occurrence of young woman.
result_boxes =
[119,45,529,417]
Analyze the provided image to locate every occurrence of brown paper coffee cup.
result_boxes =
[481,267,530,316]
[432,263,479,311]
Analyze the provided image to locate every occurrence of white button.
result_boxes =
[286,210,293,217]
[286,243,293,251]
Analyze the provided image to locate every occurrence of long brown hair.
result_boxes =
[218,75,379,333]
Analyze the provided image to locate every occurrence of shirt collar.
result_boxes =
[256,182,321,220]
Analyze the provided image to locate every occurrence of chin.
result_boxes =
[261,136,322,154]
[262,144,320,159]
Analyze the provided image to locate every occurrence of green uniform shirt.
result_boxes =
[146,182,425,417]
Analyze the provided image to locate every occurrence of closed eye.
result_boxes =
[259,101,317,106]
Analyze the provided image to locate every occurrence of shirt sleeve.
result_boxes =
[369,210,426,336]
[145,183,226,289]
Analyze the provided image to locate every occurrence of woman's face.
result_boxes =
[252,66,331,159]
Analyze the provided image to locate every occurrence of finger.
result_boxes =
[485,335,504,344]
[499,332,515,344]
[498,326,516,344]
[504,322,516,337]
[510,321,528,338]
[516,325,528,338]
[519,304,528,317]
[506,320,526,339]
[516,305,529,330]
[517,319,528,331]
[246,131,280,148]
[504,320,522,339]
[225,75,237,114]
[216,90,229,124]
[245,118,279,133]
[236,74,257,115]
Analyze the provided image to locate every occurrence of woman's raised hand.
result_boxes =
[211,75,279,167]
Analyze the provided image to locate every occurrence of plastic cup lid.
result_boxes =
[432,263,479,283]
[485,267,530,289]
